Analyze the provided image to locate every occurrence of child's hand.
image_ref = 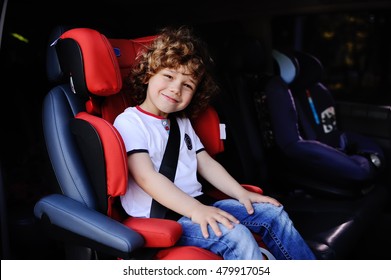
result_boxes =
[238,191,282,215]
[190,204,239,238]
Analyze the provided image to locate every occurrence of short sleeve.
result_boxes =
[113,109,148,153]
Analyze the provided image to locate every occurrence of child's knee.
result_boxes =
[226,223,256,244]
[255,202,286,218]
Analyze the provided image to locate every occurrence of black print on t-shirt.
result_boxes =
[184,133,192,150]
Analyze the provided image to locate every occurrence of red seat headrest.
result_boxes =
[109,35,157,84]
[55,28,157,122]
[56,28,122,97]
[192,106,225,157]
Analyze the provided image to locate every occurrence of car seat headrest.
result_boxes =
[108,35,157,88]
[272,49,298,84]
[53,27,122,98]
[293,51,323,87]
[46,25,72,84]
[99,36,156,122]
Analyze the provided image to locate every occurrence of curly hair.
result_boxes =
[127,25,220,120]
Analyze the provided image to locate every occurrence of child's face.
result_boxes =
[143,67,198,117]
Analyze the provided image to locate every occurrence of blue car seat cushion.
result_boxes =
[267,49,386,196]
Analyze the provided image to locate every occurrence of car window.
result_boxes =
[272,11,391,105]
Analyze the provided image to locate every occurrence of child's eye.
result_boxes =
[164,74,173,79]
[184,83,194,90]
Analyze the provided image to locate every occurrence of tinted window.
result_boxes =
[272,11,391,105]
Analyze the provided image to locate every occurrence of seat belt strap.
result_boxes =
[150,116,180,219]
[306,89,320,125]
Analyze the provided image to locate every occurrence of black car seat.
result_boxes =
[269,49,385,197]
[34,27,272,260]
[212,36,388,259]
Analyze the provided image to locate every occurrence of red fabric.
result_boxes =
[108,38,141,84]
[101,91,134,124]
[122,217,182,248]
[109,36,156,76]
[192,106,224,157]
[131,35,158,45]
[60,28,122,96]
[99,36,157,123]
[75,112,128,202]
[85,98,102,116]
[241,184,263,194]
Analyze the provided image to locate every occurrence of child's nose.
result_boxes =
[169,82,181,94]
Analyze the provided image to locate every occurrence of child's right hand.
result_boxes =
[190,204,240,238]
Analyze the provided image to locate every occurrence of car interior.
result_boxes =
[268,49,386,196]
[1,0,391,260]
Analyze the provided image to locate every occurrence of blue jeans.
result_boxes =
[177,199,316,260]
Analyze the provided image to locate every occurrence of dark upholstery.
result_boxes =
[269,49,385,196]
[212,37,387,259]
[292,50,385,162]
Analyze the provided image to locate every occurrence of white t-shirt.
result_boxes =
[113,106,204,217]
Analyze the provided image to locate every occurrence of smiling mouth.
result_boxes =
[162,93,178,103]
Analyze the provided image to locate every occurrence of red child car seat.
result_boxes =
[34,27,268,260]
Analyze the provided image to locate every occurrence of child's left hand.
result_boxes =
[237,191,282,215]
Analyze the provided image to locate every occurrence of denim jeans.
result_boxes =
[177,199,316,260]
